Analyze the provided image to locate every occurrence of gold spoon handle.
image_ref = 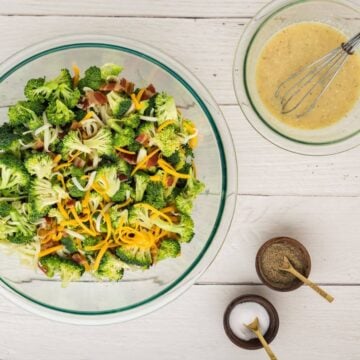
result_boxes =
[255,330,278,360]
[287,267,334,303]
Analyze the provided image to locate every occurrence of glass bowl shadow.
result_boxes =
[0,35,237,324]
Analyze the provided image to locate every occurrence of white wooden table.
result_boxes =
[1,1,360,359]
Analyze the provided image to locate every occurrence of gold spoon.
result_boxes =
[245,317,278,360]
[279,256,334,303]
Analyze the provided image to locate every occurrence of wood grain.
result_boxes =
[0,284,359,360]
[0,0,268,17]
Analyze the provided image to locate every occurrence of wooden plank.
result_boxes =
[0,16,243,105]
[201,195,360,283]
[224,106,360,196]
[0,284,359,359]
[0,0,267,17]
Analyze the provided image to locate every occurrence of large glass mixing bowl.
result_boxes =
[0,35,237,324]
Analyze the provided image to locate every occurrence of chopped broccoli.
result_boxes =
[128,206,152,229]
[8,101,41,127]
[78,66,103,91]
[0,123,21,155]
[175,195,193,215]
[100,63,123,81]
[66,177,86,199]
[88,192,103,211]
[94,165,121,198]
[61,237,78,253]
[152,214,194,243]
[29,178,67,217]
[46,99,75,126]
[83,127,113,156]
[184,168,205,199]
[39,254,84,287]
[134,171,150,202]
[107,91,132,118]
[0,153,30,195]
[54,84,81,108]
[30,69,73,103]
[74,108,87,121]
[155,92,178,125]
[95,251,124,281]
[111,182,133,203]
[137,121,155,139]
[24,152,53,179]
[113,127,135,148]
[126,141,141,152]
[0,202,12,216]
[154,124,182,157]
[8,233,34,244]
[24,77,46,102]
[83,236,100,255]
[139,94,157,116]
[116,244,152,268]
[157,239,181,261]
[116,158,131,176]
[144,182,166,209]
[165,149,188,171]
[60,130,91,158]
[109,206,128,228]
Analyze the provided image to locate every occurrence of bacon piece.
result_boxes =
[118,174,129,182]
[100,78,135,95]
[71,253,87,265]
[135,133,149,145]
[119,152,137,165]
[73,157,86,168]
[70,121,81,130]
[166,175,175,187]
[146,152,159,168]
[86,91,107,106]
[33,139,44,150]
[140,84,156,101]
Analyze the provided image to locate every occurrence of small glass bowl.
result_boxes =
[233,0,360,155]
[0,35,237,324]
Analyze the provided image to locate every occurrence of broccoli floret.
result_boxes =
[134,171,150,202]
[70,166,85,178]
[95,251,124,281]
[137,121,155,139]
[61,237,78,253]
[25,100,46,115]
[74,108,87,121]
[30,69,73,103]
[128,206,152,229]
[100,63,123,81]
[139,94,157,116]
[107,91,132,118]
[82,236,100,255]
[184,168,205,199]
[175,195,193,215]
[60,131,91,158]
[94,165,121,198]
[54,84,81,108]
[165,148,188,171]
[24,77,46,102]
[126,141,141,153]
[39,255,84,287]
[116,245,152,268]
[109,206,128,228]
[152,214,194,243]
[29,178,67,217]
[46,99,75,126]
[116,158,131,176]
[157,239,181,261]
[7,233,34,244]
[0,216,18,241]
[24,152,53,179]
[154,124,182,157]
[144,182,166,209]
[155,92,178,125]
[0,123,21,155]
[0,153,30,195]
[111,183,133,203]
[0,202,12,216]
[78,66,103,91]
[107,113,140,133]
[8,101,40,128]
[83,127,113,156]
[113,127,135,148]
[66,177,86,199]
[88,192,103,211]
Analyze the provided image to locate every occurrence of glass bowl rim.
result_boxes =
[233,0,360,156]
[0,34,237,320]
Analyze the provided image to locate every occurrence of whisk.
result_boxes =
[275,32,360,117]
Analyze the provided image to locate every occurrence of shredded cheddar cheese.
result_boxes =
[131,148,160,176]
[72,64,80,87]
[38,245,63,258]
[158,159,191,179]
[157,120,176,132]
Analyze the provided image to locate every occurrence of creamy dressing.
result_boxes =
[256,22,360,130]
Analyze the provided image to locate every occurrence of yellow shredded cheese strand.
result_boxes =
[157,120,176,132]
[69,207,97,236]
[131,93,142,110]
[57,201,69,220]
[53,154,62,164]
[136,88,146,103]
[72,64,80,87]
[103,213,113,242]
[92,242,109,271]
[81,111,95,122]
[38,245,63,258]
[115,147,136,155]
[158,159,191,179]
[131,148,160,176]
